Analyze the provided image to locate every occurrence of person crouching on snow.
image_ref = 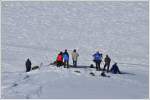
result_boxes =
[110,63,121,74]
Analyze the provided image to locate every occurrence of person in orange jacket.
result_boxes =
[56,51,63,67]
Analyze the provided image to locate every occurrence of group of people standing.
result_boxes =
[25,49,121,74]
[55,50,121,74]
[93,51,111,72]
[56,49,79,68]
[92,51,121,74]
[55,49,112,72]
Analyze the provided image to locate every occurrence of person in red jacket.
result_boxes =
[56,51,63,67]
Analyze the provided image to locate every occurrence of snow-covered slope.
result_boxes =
[1,1,149,99]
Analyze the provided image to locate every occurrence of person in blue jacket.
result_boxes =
[63,49,69,68]
[93,51,103,71]
[110,63,121,74]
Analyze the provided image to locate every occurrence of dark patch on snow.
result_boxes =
[70,65,90,68]
[120,71,136,76]
[12,83,18,87]
[74,70,81,73]
[25,95,30,99]
[89,72,95,76]
[32,66,40,70]
[23,75,29,80]
[100,72,110,78]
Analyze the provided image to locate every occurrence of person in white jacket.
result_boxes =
[71,49,79,67]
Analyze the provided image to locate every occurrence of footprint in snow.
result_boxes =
[23,75,29,80]
[73,70,81,75]
[89,72,95,76]
[74,70,81,73]
[11,83,18,87]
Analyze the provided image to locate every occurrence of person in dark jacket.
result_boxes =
[56,52,63,67]
[110,63,121,74]
[63,49,69,68]
[25,58,31,72]
[103,55,111,72]
[93,51,103,71]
